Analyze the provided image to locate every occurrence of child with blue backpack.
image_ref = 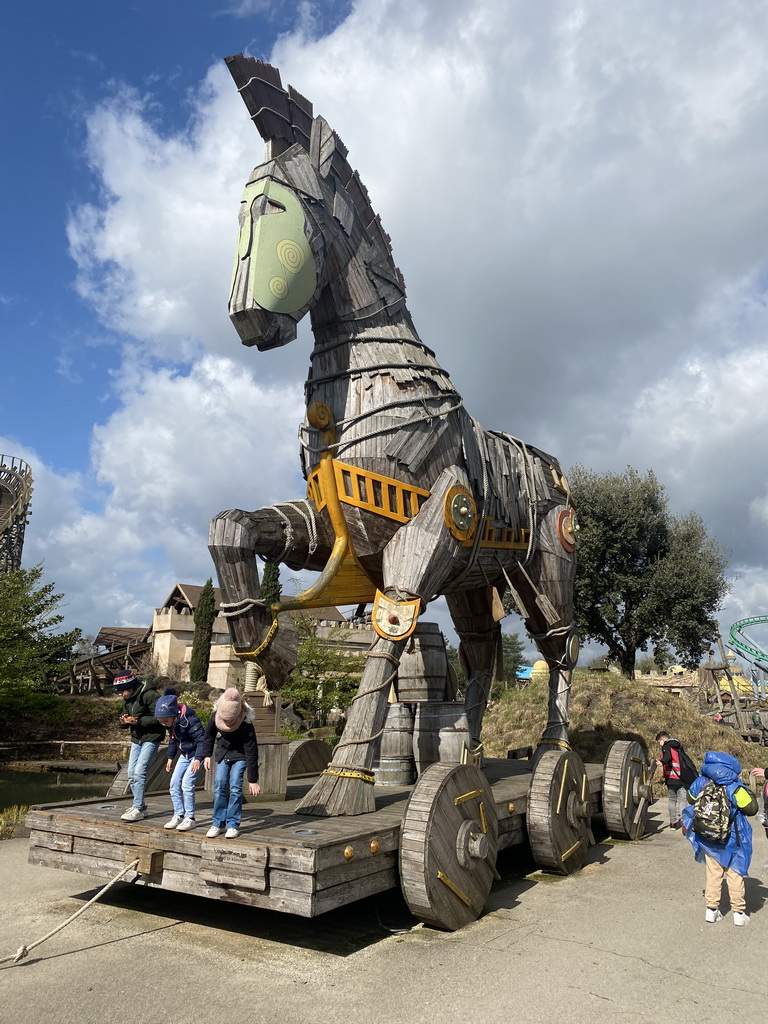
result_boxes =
[682,750,758,926]
[154,687,206,832]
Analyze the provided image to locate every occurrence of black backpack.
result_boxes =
[678,748,699,789]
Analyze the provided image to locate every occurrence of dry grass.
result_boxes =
[0,804,30,840]
[482,670,768,774]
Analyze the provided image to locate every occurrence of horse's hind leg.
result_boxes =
[505,509,578,756]
[208,501,332,686]
[445,587,502,748]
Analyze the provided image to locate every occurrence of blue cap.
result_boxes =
[155,688,179,719]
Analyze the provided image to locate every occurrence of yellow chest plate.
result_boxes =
[307,460,430,524]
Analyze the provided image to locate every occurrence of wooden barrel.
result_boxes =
[412,702,471,776]
[397,622,448,702]
[375,703,415,786]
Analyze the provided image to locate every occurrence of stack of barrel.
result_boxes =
[375,623,472,787]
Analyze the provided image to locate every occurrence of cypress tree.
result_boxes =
[261,561,282,607]
[189,577,216,683]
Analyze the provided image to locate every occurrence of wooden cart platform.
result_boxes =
[26,758,604,919]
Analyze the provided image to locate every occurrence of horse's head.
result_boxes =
[228,150,326,350]
[226,55,405,351]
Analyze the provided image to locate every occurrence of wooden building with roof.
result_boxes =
[150,583,355,687]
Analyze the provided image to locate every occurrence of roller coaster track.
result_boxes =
[0,454,33,573]
[728,616,768,668]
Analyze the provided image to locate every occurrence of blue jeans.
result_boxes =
[212,759,247,829]
[169,754,200,817]
[127,740,160,809]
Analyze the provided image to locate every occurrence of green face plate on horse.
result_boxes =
[234,178,317,315]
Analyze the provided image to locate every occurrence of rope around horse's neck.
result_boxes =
[0,858,140,966]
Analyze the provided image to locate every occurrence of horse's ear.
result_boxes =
[310,116,338,178]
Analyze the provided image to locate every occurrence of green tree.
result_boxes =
[189,577,216,683]
[0,565,81,683]
[498,632,528,696]
[261,561,281,607]
[570,465,729,679]
[282,616,364,724]
[445,643,466,692]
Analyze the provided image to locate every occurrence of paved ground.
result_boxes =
[2,805,768,1024]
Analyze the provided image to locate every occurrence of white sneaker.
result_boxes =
[164,815,182,830]
[705,908,723,923]
[734,911,750,926]
[206,826,222,838]
[176,817,195,832]
[121,807,145,822]
[225,827,240,839]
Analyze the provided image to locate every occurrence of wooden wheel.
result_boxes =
[527,749,592,874]
[400,762,498,931]
[602,739,652,840]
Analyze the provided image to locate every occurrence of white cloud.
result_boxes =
[32,0,768,643]
[3,360,305,632]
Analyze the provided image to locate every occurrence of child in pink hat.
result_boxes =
[201,688,260,839]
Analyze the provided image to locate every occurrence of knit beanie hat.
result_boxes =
[113,671,139,693]
[155,687,180,719]
[215,687,246,732]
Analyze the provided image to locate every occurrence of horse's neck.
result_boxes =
[306,310,460,419]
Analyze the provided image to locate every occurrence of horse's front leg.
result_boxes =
[296,467,470,817]
[208,501,333,686]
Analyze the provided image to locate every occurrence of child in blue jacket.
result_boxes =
[682,751,757,926]
[155,687,206,832]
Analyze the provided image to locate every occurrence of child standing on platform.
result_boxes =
[202,688,260,839]
[155,687,205,832]
[114,671,163,822]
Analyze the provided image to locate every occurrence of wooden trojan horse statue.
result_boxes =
[209,55,580,816]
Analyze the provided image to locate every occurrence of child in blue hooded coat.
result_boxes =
[155,687,206,832]
[682,751,757,926]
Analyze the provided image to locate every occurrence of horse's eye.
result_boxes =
[265,199,285,214]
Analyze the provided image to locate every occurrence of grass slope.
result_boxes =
[482,670,768,774]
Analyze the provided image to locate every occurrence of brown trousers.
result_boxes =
[704,853,746,914]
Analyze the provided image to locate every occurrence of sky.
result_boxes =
[3,0,768,664]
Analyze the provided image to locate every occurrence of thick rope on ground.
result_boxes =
[0,857,140,967]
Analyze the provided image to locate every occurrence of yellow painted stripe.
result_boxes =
[454,788,483,806]
[437,871,472,907]
[556,760,569,815]
[479,801,488,835]
[561,839,582,862]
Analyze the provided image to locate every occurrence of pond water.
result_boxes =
[0,769,114,812]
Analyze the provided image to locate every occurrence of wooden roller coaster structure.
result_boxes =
[0,454,33,573]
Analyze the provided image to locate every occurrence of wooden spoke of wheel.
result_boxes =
[527,749,591,875]
[602,739,651,840]
[399,762,499,931]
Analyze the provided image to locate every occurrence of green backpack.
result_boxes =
[692,780,731,843]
